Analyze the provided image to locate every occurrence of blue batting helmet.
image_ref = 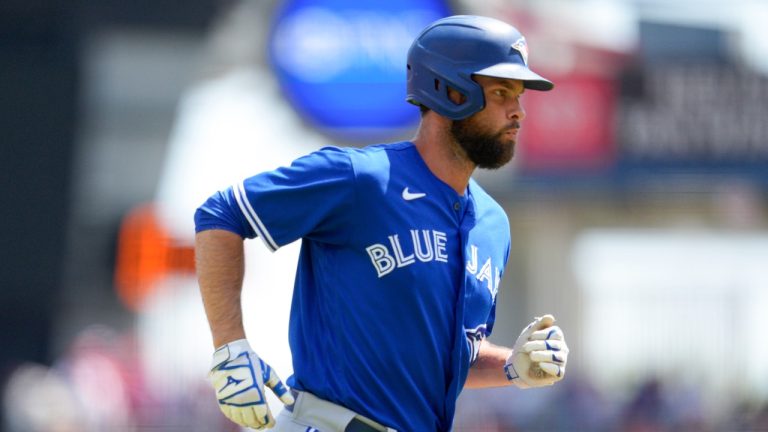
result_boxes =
[406,15,553,120]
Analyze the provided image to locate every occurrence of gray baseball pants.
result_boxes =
[272,390,397,432]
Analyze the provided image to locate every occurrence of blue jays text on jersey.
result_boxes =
[195,142,511,431]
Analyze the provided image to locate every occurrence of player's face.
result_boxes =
[450,76,526,169]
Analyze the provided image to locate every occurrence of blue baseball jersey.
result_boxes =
[195,141,511,431]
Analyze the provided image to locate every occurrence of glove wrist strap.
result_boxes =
[503,355,520,382]
[212,339,252,369]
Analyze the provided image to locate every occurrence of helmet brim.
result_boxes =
[475,63,554,91]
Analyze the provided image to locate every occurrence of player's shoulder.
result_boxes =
[298,142,412,191]
[468,179,497,205]
[343,141,414,158]
[469,179,508,221]
[311,141,411,160]
[342,141,415,176]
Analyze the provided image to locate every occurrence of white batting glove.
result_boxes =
[209,339,294,429]
[504,314,568,389]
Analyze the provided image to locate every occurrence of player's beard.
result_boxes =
[450,116,519,169]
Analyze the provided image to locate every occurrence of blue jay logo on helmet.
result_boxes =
[406,15,553,121]
[511,37,529,66]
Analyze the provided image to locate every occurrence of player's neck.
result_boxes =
[412,118,475,196]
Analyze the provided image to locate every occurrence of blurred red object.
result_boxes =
[519,74,617,173]
[114,203,195,311]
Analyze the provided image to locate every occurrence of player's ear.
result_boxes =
[446,86,467,105]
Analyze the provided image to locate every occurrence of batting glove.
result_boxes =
[504,314,568,389]
[209,339,294,429]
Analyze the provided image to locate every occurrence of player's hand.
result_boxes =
[208,339,294,429]
[504,314,568,389]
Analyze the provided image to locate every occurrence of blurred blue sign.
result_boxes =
[268,0,451,142]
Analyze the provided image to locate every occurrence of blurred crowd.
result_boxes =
[4,323,768,432]
[455,377,768,432]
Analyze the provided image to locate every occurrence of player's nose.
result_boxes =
[507,98,525,122]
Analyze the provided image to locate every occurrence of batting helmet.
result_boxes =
[406,15,553,120]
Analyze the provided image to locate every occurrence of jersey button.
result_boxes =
[453,202,461,211]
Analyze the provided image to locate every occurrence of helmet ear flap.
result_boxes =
[432,78,465,106]
[406,75,472,114]
[406,55,485,120]
[444,82,467,106]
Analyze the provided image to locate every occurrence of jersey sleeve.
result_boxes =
[195,188,256,237]
[194,146,356,251]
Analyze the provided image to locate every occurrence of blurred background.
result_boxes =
[2,0,768,430]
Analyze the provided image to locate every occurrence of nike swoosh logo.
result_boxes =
[402,187,426,201]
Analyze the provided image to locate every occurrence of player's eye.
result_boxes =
[493,89,507,97]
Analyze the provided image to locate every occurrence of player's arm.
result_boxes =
[465,340,513,388]
[194,183,268,346]
[195,229,247,348]
[195,194,294,430]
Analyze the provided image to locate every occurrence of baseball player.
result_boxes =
[195,15,569,431]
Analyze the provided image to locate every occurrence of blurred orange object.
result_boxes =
[114,204,195,311]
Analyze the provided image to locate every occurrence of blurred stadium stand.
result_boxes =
[0,0,218,430]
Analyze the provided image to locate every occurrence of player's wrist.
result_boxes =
[503,353,527,388]
[217,338,251,353]
[211,327,247,350]
[212,338,252,369]
[503,354,517,381]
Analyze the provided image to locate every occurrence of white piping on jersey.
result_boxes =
[464,323,488,335]
[233,181,279,252]
[464,324,488,366]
